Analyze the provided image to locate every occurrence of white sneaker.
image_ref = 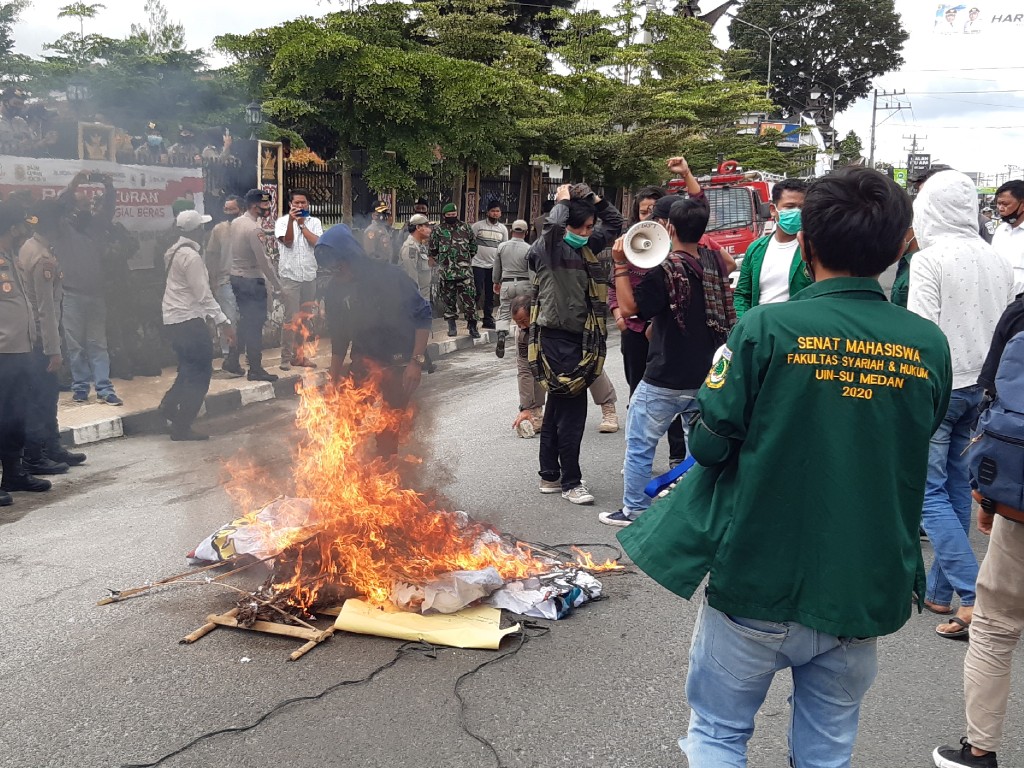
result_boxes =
[539,479,562,494]
[562,484,595,505]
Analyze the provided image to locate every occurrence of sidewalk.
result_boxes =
[56,318,501,446]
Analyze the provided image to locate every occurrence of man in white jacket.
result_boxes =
[908,170,1015,639]
[160,210,235,441]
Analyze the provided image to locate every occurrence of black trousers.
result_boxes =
[472,266,495,323]
[0,352,31,473]
[537,332,588,491]
[160,318,214,433]
[350,360,411,458]
[230,275,267,368]
[620,327,687,462]
[24,347,60,460]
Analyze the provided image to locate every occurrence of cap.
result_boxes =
[177,209,213,232]
[982,206,993,213]
[373,200,390,214]
[651,194,684,220]
[409,214,429,226]
[442,203,458,215]
[178,126,194,138]
[415,196,429,207]
[171,198,195,216]
[511,219,529,232]
[245,189,270,205]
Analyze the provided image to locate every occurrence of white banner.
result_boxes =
[0,155,205,232]
[931,3,1024,35]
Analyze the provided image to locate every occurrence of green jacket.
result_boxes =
[619,278,953,638]
[734,234,812,317]
[890,251,915,308]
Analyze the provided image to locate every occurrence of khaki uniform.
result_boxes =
[363,220,394,262]
[0,245,35,473]
[0,247,33,354]
[17,235,62,357]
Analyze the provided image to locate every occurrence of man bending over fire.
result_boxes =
[315,224,432,457]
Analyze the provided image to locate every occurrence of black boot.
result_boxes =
[1,454,52,493]
[45,438,86,466]
[447,318,458,337]
[482,317,496,330]
[22,456,70,475]
[468,319,481,340]
[221,349,244,377]
[495,330,508,358]
[247,354,279,382]
[0,490,11,507]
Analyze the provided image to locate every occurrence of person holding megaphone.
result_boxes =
[599,197,735,527]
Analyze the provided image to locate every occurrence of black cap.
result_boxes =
[651,194,684,220]
[245,189,270,205]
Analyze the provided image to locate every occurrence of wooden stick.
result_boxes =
[181,607,240,644]
[97,559,240,605]
[206,613,322,641]
[289,627,336,661]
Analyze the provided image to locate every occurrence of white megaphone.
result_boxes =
[623,220,671,269]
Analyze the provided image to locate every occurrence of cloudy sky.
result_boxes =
[11,0,1022,180]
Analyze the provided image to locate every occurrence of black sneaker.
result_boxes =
[1,474,52,493]
[221,357,245,377]
[934,738,998,768]
[247,368,279,382]
[22,457,70,475]
[447,319,458,337]
[0,490,11,507]
[482,318,496,330]
[72,391,89,403]
[48,448,86,466]
[468,322,481,340]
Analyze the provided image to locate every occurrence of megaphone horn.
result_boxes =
[623,220,671,269]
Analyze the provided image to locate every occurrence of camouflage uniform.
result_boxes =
[429,220,477,321]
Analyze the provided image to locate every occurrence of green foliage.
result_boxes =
[129,0,186,54]
[837,130,863,166]
[0,0,28,62]
[729,0,907,116]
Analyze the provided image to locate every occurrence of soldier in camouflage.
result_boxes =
[429,203,479,338]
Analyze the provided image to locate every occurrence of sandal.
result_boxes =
[936,615,971,639]
[924,601,954,615]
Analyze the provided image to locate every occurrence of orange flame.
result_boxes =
[230,364,576,611]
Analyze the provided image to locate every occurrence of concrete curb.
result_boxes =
[59,330,498,447]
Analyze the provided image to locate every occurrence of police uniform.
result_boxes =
[0,237,40,494]
[620,278,953,639]
[363,219,394,262]
[17,234,64,464]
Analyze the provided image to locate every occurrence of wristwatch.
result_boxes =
[412,354,427,365]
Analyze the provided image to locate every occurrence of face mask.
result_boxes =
[444,215,458,225]
[1000,203,1023,225]
[147,135,162,147]
[777,208,802,235]
[563,231,589,249]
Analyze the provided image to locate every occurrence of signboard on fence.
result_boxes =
[0,155,204,232]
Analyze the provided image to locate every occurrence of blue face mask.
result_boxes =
[777,208,802,235]
[564,231,589,249]
[147,135,162,147]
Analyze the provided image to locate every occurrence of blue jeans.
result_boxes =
[682,596,878,768]
[921,384,983,608]
[622,380,699,516]
[62,292,114,397]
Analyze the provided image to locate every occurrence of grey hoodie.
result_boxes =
[908,170,1015,388]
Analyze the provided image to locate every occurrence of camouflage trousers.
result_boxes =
[439,277,477,321]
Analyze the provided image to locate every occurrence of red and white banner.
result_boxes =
[0,155,205,232]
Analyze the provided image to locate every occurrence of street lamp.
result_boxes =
[729,11,824,98]
[810,73,874,155]
[245,100,263,140]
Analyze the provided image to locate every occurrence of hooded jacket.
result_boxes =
[908,170,1015,389]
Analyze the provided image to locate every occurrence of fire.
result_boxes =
[232,364,574,612]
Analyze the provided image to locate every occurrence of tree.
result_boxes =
[46,2,110,67]
[129,0,186,54]
[0,0,28,61]
[837,130,863,166]
[729,0,907,116]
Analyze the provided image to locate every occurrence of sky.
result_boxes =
[10,0,1023,181]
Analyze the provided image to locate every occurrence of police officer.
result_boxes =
[19,201,86,474]
[363,201,394,262]
[0,202,52,505]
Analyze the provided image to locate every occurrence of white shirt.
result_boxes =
[274,214,323,283]
[991,221,1024,296]
[758,236,799,305]
[470,219,508,269]
[162,237,228,326]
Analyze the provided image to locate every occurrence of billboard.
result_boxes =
[0,155,205,232]
[757,121,802,149]
[932,3,1024,34]
[893,168,909,188]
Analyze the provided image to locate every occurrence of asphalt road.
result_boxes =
[1,338,1020,768]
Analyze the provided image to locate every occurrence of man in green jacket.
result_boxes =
[734,178,811,317]
[618,167,952,768]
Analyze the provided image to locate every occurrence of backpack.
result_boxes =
[969,331,1024,512]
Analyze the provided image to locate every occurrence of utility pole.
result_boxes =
[868,89,909,169]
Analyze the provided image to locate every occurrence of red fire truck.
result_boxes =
[668,160,785,261]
